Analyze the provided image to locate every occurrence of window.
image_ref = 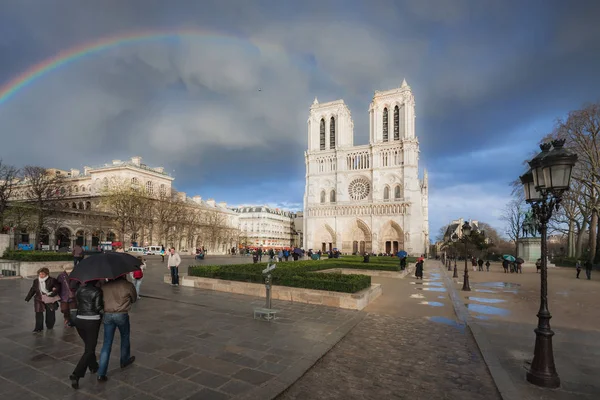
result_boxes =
[85,201,91,210]
[159,184,166,196]
[395,185,402,199]
[102,178,108,188]
[383,108,388,142]
[330,117,335,149]
[320,191,326,203]
[146,181,154,195]
[78,202,84,209]
[394,105,400,140]
[74,186,79,193]
[383,186,390,200]
[320,119,326,150]
[330,190,336,203]
[81,185,85,192]
[131,177,139,186]
[72,202,77,209]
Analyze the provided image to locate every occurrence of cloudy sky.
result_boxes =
[1,0,599,240]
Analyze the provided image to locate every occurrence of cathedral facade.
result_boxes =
[303,80,429,256]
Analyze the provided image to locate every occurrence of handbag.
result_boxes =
[41,294,61,304]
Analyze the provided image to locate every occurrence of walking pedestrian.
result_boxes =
[485,260,490,272]
[478,258,484,271]
[57,266,77,327]
[536,258,542,274]
[160,245,165,262]
[69,280,103,389]
[130,256,146,299]
[415,259,424,280]
[72,243,84,267]
[502,259,509,273]
[585,260,592,280]
[167,247,181,286]
[25,268,60,333]
[96,276,137,382]
[576,260,582,279]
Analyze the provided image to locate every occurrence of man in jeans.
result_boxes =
[97,276,137,382]
[168,247,181,286]
[72,244,84,267]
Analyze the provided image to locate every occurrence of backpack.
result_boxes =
[133,269,144,279]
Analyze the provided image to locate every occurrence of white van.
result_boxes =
[127,247,145,255]
[144,246,162,255]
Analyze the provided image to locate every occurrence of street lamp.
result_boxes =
[460,221,472,291]
[519,139,577,389]
[451,233,459,278]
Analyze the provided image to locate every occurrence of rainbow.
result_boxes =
[0,29,269,105]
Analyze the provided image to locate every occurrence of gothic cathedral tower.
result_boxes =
[303,80,429,256]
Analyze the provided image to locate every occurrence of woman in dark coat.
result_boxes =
[56,266,76,327]
[415,260,424,279]
[25,267,60,333]
[70,280,103,389]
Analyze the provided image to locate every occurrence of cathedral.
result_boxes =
[302,80,429,256]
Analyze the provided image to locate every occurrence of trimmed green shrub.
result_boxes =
[2,250,73,262]
[186,257,416,293]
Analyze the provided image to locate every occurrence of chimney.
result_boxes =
[192,195,202,204]
[112,160,121,165]
[218,201,227,208]
[83,166,91,175]
[131,156,141,166]
[206,199,216,207]
[154,167,164,173]
[70,169,80,177]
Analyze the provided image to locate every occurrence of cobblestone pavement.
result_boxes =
[446,262,600,399]
[0,255,360,400]
[279,263,501,400]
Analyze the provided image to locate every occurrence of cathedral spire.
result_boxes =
[313,97,319,105]
[401,78,409,88]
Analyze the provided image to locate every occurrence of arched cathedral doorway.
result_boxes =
[344,219,372,254]
[316,224,335,252]
[380,221,403,254]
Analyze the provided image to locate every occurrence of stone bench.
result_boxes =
[253,307,278,321]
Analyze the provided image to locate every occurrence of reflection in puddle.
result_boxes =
[410,294,425,299]
[410,282,443,286]
[474,315,490,320]
[438,296,445,299]
[416,287,447,292]
[475,289,498,294]
[467,297,506,304]
[465,303,510,316]
[556,291,569,296]
[419,301,444,307]
[427,316,465,332]
[476,282,521,289]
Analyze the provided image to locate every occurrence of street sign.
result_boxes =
[262,264,276,274]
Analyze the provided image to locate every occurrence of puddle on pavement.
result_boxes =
[410,282,443,286]
[474,289,497,294]
[467,297,506,304]
[556,291,570,296]
[473,315,490,320]
[427,316,465,332]
[438,296,445,299]
[419,301,444,307]
[410,294,425,299]
[465,303,510,316]
[415,287,447,292]
[476,282,521,289]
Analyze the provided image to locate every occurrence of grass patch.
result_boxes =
[2,250,73,262]
[187,256,414,293]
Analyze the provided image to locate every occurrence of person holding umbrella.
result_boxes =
[25,267,60,333]
[69,279,103,389]
[68,252,142,384]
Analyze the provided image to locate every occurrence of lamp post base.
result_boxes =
[526,327,560,388]
[462,278,471,291]
[453,265,458,278]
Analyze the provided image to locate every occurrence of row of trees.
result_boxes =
[501,103,600,262]
[0,163,239,251]
[436,221,512,260]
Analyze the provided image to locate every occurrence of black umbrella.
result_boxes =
[516,257,525,264]
[69,252,142,283]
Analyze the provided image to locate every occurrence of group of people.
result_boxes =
[576,260,593,280]
[25,265,139,389]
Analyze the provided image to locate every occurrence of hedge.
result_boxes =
[188,260,373,293]
[2,250,73,262]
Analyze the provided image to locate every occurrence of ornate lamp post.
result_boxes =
[460,222,473,291]
[519,139,577,389]
[450,233,459,277]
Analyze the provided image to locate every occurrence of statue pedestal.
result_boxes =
[517,237,556,268]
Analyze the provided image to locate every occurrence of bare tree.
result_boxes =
[199,209,228,252]
[0,160,19,231]
[21,166,65,248]
[500,198,526,256]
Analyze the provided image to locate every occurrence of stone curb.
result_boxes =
[438,261,521,400]
[235,311,368,400]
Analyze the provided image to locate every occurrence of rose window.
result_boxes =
[348,178,370,200]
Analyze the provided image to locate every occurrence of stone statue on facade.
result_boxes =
[522,209,540,238]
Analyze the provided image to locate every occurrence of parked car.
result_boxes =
[127,247,145,255]
[144,246,162,255]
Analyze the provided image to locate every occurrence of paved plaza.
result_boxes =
[1,255,598,399]
[444,260,600,400]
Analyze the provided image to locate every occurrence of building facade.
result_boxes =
[303,80,429,255]
[231,206,297,249]
[6,157,239,254]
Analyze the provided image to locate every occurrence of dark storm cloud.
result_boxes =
[1,0,600,237]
